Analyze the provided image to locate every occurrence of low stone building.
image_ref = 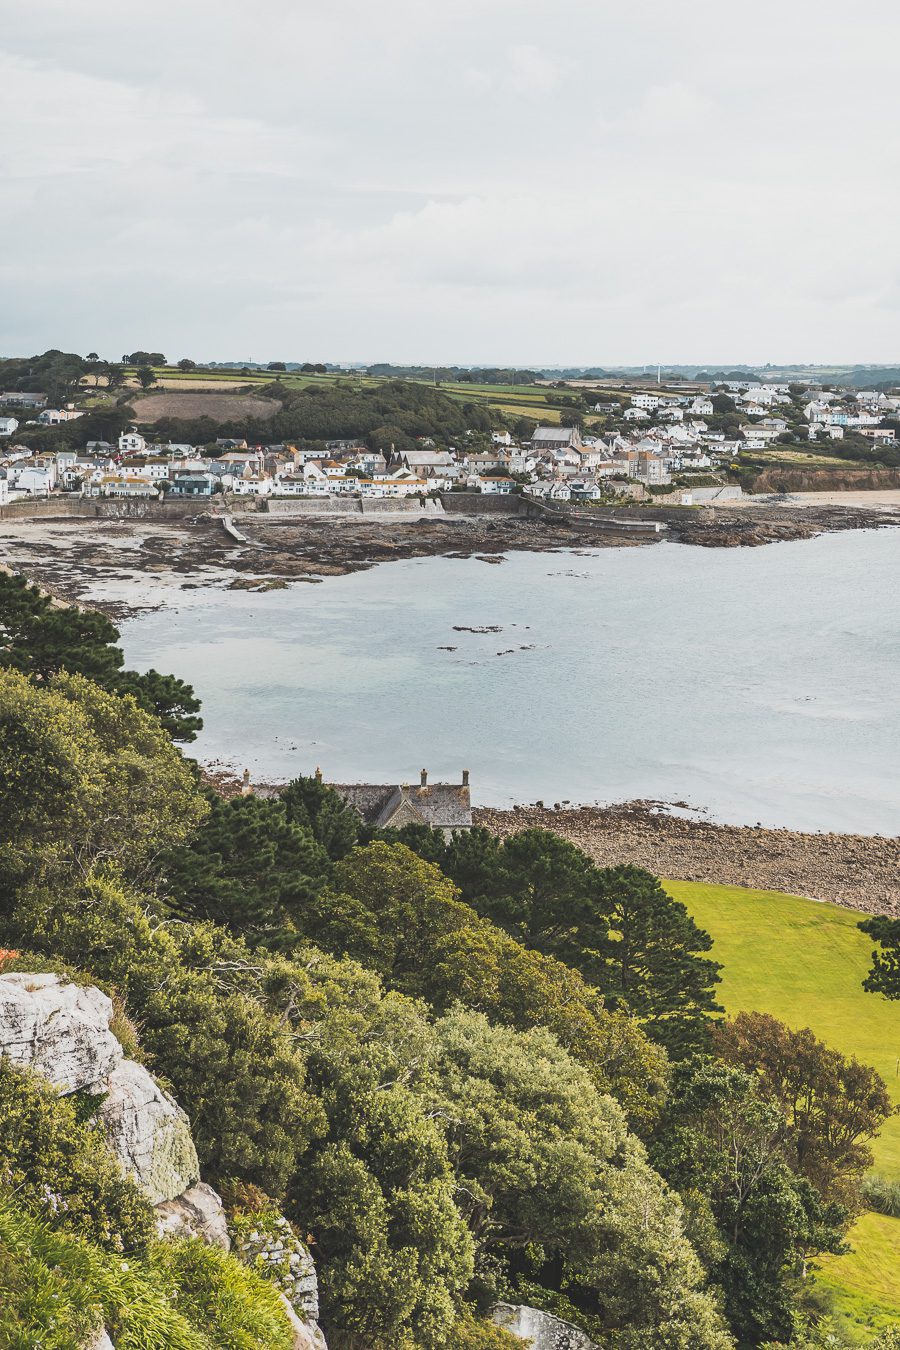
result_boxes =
[330,769,472,839]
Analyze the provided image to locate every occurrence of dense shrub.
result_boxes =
[11,877,322,1197]
[0,1060,153,1253]
[0,668,206,909]
[0,1194,295,1350]
[861,1174,900,1218]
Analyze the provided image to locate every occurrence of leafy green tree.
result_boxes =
[413,829,721,1055]
[315,841,669,1132]
[262,948,475,1349]
[177,358,196,370]
[714,1012,894,1208]
[280,774,361,859]
[161,792,331,940]
[594,864,722,1056]
[426,915,669,1134]
[103,361,126,391]
[0,572,124,686]
[136,365,157,388]
[0,573,202,740]
[435,1010,733,1350]
[0,668,205,907]
[125,351,165,366]
[650,1057,847,1346]
[859,916,900,1000]
[116,668,203,742]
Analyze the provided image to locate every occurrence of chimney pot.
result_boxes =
[462,769,470,787]
[421,769,428,787]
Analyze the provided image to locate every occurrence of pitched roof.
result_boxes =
[332,781,472,829]
[531,426,577,441]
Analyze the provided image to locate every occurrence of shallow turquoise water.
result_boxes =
[119,529,900,833]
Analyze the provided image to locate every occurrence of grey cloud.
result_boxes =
[2,0,899,362]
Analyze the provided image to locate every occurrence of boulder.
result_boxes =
[277,1292,328,1350]
[0,973,122,1093]
[84,1330,115,1350]
[97,1059,199,1205]
[491,1303,597,1350]
[155,1182,230,1250]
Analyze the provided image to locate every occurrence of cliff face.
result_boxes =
[0,971,327,1350]
[750,465,900,493]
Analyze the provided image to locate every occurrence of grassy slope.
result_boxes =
[667,880,900,1330]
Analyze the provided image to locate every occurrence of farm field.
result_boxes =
[112,366,626,431]
[668,879,900,1337]
[130,391,281,423]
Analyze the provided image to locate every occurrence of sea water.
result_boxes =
[118,529,900,834]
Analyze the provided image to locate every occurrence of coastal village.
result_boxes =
[3,375,899,510]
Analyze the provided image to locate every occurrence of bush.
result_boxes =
[10,876,323,1198]
[861,1174,900,1218]
[0,1060,153,1253]
[0,1193,295,1350]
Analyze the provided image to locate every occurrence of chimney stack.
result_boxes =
[421,769,428,787]
[462,769,470,787]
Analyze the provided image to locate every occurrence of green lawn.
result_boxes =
[816,1212,900,1335]
[667,880,900,1333]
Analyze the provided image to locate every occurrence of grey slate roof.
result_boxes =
[531,426,577,443]
[332,781,472,830]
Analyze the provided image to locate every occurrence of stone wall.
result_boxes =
[440,491,524,514]
[0,497,206,521]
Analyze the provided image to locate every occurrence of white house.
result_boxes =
[0,417,19,437]
[622,406,650,422]
[807,424,844,441]
[231,473,274,495]
[630,393,660,411]
[475,474,515,494]
[8,464,53,496]
[739,423,779,442]
[690,397,714,415]
[118,429,147,455]
[39,407,83,425]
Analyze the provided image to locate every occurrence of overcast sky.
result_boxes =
[3,0,899,366]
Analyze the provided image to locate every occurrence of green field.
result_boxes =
[668,880,900,1333]
[119,368,608,430]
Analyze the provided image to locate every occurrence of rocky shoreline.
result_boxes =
[475,802,900,916]
[0,497,897,616]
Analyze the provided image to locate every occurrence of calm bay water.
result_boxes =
[118,530,900,834]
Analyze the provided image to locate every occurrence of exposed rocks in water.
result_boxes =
[0,500,897,616]
[475,803,900,916]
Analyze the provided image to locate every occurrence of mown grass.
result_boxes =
[667,880,900,1335]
